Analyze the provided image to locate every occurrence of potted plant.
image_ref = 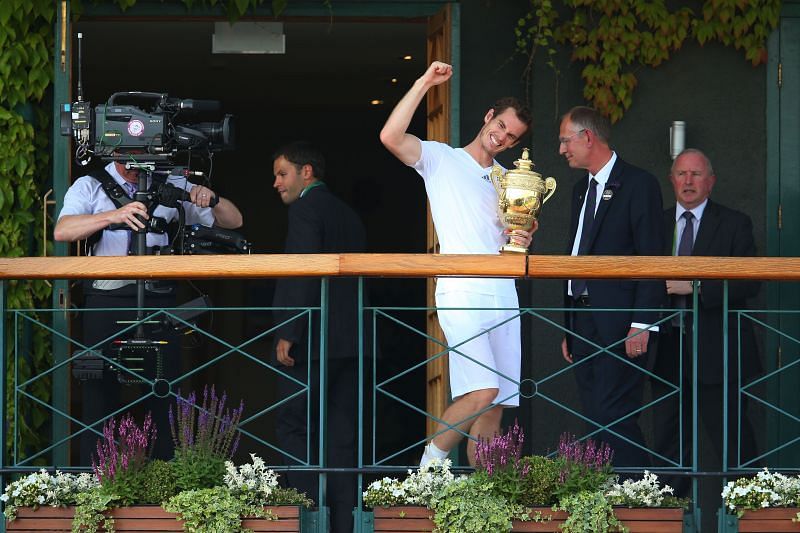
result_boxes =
[721,468,800,532]
[2,385,313,532]
[365,423,687,533]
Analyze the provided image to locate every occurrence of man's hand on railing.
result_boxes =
[666,280,693,295]
[276,338,295,367]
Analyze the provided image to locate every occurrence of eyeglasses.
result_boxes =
[558,129,587,145]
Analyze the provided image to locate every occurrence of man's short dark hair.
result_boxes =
[491,97,532,131]
[563,106,611,144]
[272,141,326,179]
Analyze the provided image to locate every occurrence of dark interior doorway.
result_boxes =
[69,17,430,465]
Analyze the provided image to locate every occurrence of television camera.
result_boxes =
[60,91,234,167]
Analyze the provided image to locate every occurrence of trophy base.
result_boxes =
[500,243,529,254]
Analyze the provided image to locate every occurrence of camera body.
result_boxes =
[61,92,234,165]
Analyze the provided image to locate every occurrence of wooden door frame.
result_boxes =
[765,0,800,467]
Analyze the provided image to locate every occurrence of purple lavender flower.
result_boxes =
[168,385,245,460]
[556,432,614,479]
[474,419,526,477]
[92,412,156,484]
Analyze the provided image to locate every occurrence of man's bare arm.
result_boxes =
[379,61,453,166]
[54,203,149,242]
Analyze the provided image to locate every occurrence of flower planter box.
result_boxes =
[6,505,303,532]
[372,505,686,532]
[736,508,800,532]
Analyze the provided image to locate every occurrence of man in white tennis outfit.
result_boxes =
[380,61,536,466]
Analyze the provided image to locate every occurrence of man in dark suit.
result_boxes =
[559,106,665,467]
[272,141,366,533]
[652,148,760,516]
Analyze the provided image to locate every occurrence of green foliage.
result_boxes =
[264,486,314,508]
[138,459,180,504]
[429,472,518,533]
[172,449,227,492]
[557,490,625,533]
[516,0,781,121]
[103,459,180,506]
[555,457,613,499]
[163,485,276,533]
[0,0,54,463]
[517,455,560,506]
[70,0,331,19]
[72,486,121,533]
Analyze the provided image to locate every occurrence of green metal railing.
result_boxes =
[2,254,799,533]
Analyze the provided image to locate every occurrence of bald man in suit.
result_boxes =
[652,149,761,517]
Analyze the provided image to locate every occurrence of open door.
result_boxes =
[425,2,453,438]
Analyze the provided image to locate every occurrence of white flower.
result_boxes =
[721,468,800,512]
[223,454,279,505]
[2,470,100,522]
[605,471,674,507]
[363,458,459,507]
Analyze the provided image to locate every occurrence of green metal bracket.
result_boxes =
[682,511,697,533]
[358,510,374,533]
[301,507,330,533]
[718,510,738,533]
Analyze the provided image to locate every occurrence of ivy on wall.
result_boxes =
[0,0,56,461]
[516,0,782,122]
[71,0,331,19]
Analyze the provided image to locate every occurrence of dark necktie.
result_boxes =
[674,211,695,322]
[571,178,598,299]
[678,211,694,256]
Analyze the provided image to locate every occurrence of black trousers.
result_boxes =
[570,307,652,468]
[276,357,358,533]
[78,290,178,465]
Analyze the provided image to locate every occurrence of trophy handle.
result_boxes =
[542,177,557,204]
[489,165,504,195]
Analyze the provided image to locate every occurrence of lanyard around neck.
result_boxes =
[300,181,324,198]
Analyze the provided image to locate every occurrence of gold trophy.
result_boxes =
[490,148,556,253]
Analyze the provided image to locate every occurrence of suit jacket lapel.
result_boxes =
[585,159,623,246]
[693,199,720,255]
[569,177,587,250]
[664,207,677,255]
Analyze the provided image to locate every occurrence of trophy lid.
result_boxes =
[509,147,541,178]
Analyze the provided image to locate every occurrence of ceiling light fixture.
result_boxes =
[370,99,384,106]
[212,22,285,54]
[402,55,412,60]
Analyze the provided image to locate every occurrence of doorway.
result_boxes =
[62,12,434,465]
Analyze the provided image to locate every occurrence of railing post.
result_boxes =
[691,279,700,530]
[722,280,730,480]
[318,277,329,533]
[355,277,365,533]
[1,280,6,533]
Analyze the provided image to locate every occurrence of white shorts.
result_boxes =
[435,291,521,407]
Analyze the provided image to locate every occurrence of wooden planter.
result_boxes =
[6,505,303,532]
[372,505,686,532]
[736,508,800,532]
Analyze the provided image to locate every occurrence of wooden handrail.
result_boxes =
[1,254,799,280]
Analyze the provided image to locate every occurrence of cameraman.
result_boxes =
[54,153,243,464]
